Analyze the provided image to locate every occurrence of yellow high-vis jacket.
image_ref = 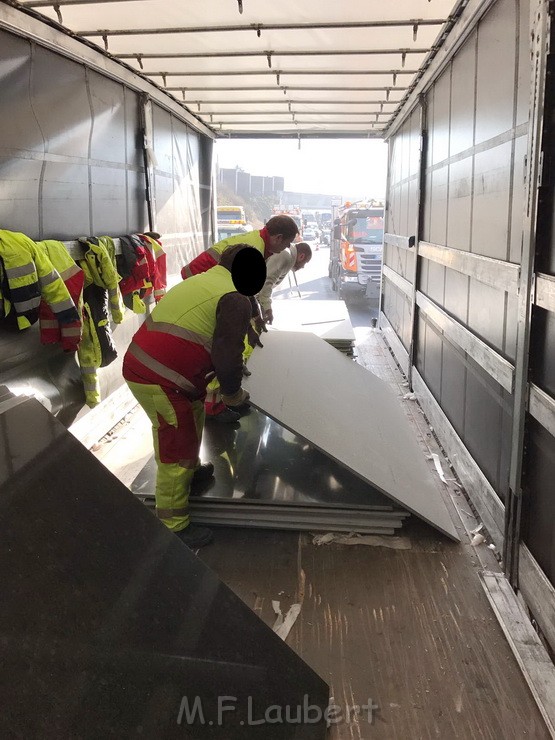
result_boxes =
[0,229,79,330]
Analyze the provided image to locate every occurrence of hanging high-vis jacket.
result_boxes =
[181,229,266,279]
[77,236,124,407]
[0,229,79,330]
[36,240,84,352]
[80,236,124,323]
[139,233,167,303]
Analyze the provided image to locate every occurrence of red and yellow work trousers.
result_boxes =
[126,381,204,532]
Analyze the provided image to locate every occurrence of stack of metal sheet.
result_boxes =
[132,408,410,535]
[270,299,356,356]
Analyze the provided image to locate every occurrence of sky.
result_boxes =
[215,138,388,201]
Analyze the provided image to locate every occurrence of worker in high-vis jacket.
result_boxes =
[181,215,299,279]
[123,244,266,549]
[181,215,300,422]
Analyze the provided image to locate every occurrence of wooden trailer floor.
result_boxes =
[93,325,550,739]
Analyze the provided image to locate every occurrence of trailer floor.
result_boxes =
[93,253,550,738]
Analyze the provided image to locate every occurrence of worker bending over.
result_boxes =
[181,215,299,278]
[257,242,312,325]
[123,245,265,549]
[181,214,300,423]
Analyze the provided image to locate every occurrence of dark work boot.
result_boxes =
[193,462,214,482]
[175,524,213,549]
[206,408,241,424]
[190,462,215,497]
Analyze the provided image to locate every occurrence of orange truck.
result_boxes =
[328,200,384,300]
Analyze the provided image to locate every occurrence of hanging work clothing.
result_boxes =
[0,229,79,330]
[123,265,251,531]
[36,240,84,352]
[77,237,124,407]
[139,233,167,303]
[181,228,269,279]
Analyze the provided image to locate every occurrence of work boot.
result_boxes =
[176,524,213,549]
[190,462,215,497]
[206,408,241,423]
[193,462,214,482]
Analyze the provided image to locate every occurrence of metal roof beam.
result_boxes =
[77,19,448,38]
[189,99,399,105]
[116,49,429,60]
[150,69,418,77]
[168,86,409,93]
[201,111,392,117]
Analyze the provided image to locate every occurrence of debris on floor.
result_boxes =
[272,600,302,641]
[312,532,412,550]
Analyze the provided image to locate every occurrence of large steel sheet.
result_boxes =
[0,395,329,738]
[244,331,459,539]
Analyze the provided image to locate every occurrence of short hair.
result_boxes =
[296,242,312,260]
[265,215,299,241]
[219,242,251,270]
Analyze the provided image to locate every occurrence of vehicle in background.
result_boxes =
[319,211,332,229]
[217,223,253,241]
[301,227,320,251]
[217,205,247,225]
[272,206,303,234]
[320,228,331,246]
[328,200,384,300]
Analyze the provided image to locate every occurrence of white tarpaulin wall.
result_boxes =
[16,0,462,136]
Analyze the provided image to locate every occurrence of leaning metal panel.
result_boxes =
[0,397,328,738]
[244,331,458,539]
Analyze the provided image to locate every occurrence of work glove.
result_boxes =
[222,388,250,408]
[253,315,268,334]
[263,308,274,325]
[247,324,264,349]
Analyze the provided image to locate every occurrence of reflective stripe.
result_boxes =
[145,316,212,352]
[40,319,59,329]
[51,297,75,313]
[179,458,198,469]
[154,289,165,296]
[80,367,96,374]
[156,507,189,519]
[5,263,35,279]
[61,327,81,336]
[59,264,82,281]
[13,296,41,312]
[207,247,221,262]
[82,380,97,390]
[39,270,59,288]
[128,342,200,397]
[183,265,193,278]
[108,287,118,296]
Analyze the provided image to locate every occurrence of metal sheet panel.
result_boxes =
[422,313,444,402]
[474,0,517,145]
[524,417,555,586]
[449,31,477,156]
[439,331,467,438]
[244,331,459,539]
[471,142,512,260]
[510,135,528,264]
[530,307,555,398]
[428,165,449,245]
[447,157,473,251]
[90,166,128,235]
[430,70,451,166]
[467,276,506,354]
[0,397,329,738]
[464,359,506,495]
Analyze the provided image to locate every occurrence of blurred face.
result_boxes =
[268,233,293,254]
[294,253,310,271]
